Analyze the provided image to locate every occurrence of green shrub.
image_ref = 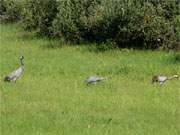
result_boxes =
[173,15,180,41]
[22,0,58,36]
[88,0,142,46]
[0,0,6,15]
[52,0,101,43]
[52,0,179,49]
[137,2,176,49]
[0,0,23,22]
[1,0,179,50]
[89,1,178,49]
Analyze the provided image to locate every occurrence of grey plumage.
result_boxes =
[152,75,179,84]
[4,56,24,82]
[85,76,106,84]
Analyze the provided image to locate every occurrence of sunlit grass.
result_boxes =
[0,24,180,135]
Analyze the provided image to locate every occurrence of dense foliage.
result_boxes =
[52,0,101,42]
[22,0,58,36]
[0,0,23,22]
[0,0,180,50]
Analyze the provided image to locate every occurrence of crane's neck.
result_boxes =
[20,59,24,67]
[168,76,177,80]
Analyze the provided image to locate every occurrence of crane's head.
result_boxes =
[20,56,24,60]
[173,75,179,78]
[19,56,24,66]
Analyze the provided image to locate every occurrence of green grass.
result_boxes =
[0,23,180,135]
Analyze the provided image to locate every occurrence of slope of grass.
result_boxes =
[0,23,180,135]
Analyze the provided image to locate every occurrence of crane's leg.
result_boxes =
[13,78,17,83]
[159,82,164,85]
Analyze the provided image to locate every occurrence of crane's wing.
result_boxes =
[7,67,23,79]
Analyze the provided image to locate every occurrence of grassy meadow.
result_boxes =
[0,24,180,135]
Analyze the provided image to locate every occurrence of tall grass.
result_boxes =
[0,24,180,135]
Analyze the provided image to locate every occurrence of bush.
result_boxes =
[1,0,179,50]
[87,1,179,49]
[0,0,23,22]
[52,0,101,43]
[173,15,180,41]
[52,0,179,49]
[22,0,58,36]
[0,0,6,15]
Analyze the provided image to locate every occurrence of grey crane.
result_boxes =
[4,56,24,82]
[85,76,107,85]
[152,74,179,84]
